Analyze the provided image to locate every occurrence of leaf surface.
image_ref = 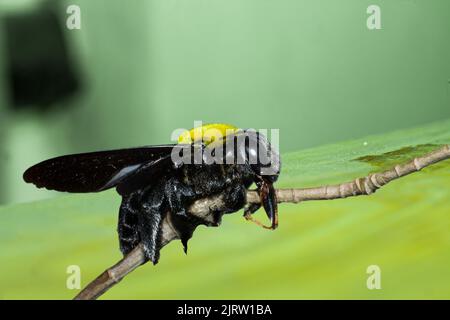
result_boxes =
[1,119,449,299]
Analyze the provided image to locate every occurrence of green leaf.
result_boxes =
[1,119,449,299]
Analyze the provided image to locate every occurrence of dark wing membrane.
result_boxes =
[115,156,172,196]
[116,143,205,195]
[23,145,176,193]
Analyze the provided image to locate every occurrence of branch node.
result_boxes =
[394,165,401,177]
[370,174,381,189]
[413,158,422,171]
[364,177,374,195]
[107,269,120,284]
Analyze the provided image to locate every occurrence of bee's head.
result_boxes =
[225,129,280,230]
[196,127,281,230]
[183,124,281,181]
[221,130,281,182]
[246,130,281,182]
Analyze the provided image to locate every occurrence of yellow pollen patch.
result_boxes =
[178,123,238,145]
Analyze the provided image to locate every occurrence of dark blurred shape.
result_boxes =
[3,3,80,110]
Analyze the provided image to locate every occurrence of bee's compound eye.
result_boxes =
[248,146,258,159]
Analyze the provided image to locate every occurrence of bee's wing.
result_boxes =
[23,145,178,193]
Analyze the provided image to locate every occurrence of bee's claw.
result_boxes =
[244,211,272,229]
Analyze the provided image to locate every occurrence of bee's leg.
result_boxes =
[242,181,265,227]
[118,193,141,256]
[243,203,269,229]
[163,178,197,254]
[138,187,166,264]
[244,180,278,230]
[243,202,261,218]
[139,208,164,264]
[222,183,248,213]
[164,177,195,218]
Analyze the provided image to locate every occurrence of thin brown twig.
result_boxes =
[74,144,450,300]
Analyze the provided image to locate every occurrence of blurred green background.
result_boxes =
[0,0,449,300]
[0,0,449,204]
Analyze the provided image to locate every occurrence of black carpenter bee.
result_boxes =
[23,124,281,264]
